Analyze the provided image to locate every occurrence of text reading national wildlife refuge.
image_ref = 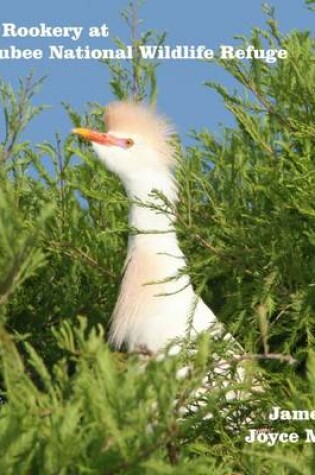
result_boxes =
[0,22,288,63]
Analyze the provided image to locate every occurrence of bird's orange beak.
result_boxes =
[72,127,120,146]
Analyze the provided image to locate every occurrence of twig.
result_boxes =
[49,240,116,278]
[175,211,227,258]
[271,303,293,325]
[246,78,297,133]
[1,73,34,162]
[166,440,180,465]
[55,134,66,232]
[130,1,140,100]
[229,352,296,366]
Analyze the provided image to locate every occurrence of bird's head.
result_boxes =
[72,101,175,186]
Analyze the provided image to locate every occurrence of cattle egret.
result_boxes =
[72,102,234,356]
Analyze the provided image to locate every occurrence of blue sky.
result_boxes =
[0,0,313,147]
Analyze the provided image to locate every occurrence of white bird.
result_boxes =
[72,102,233,356]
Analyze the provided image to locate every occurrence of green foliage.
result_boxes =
[0,72,47,162]
[182,17,315,365]
[0,1,314,473]
[0,319,264,474]
[0,181,51,324]
[104,0,165,103]
[305,0,315,12]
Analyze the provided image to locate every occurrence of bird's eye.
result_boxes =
[125,138,134,148]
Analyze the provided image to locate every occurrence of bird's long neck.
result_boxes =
[110,166,189,351]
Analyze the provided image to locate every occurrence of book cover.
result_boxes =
[0,1,314,473]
